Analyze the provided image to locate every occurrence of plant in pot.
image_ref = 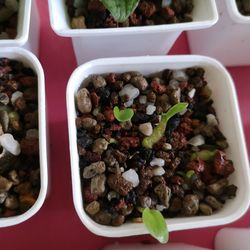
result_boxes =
[48,0,218,64]
[0,47,48,227]
[67,56,250,243]
[67,0,194,29]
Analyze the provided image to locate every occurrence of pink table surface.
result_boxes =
[1,1,250,249]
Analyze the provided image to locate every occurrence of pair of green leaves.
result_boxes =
[113,106,134,122]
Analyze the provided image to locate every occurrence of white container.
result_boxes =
[215,228,250,250]
[0,47,48,227]
[66,55,250,237]
[0,0,40,56]
[103,242,212,250]
[187,0,250,66]
[48,0,218,65]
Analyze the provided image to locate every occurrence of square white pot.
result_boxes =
[49,0,218,65]
[66,55,250,237]
[0,47,48,227]
[0,0,40,56]
[187,0,250,66]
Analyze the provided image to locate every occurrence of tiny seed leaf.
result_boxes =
[113,106,134,122]
[186,170,195,179]
[142,208,169,244]
[191,150,217,161]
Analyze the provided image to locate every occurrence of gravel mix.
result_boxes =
[0,57,40,217]
[75,67,237,226]
[66,0,194,29]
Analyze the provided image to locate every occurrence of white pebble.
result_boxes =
[207,114,218,126]
[188,135,205,147]
[119,84,139,101]
[188,88,196,99]
[163,143,172,151]
[124,99,134,107]
[122,169,139,187]
[152,166,165,176]
[169,79,179,87]
[150,158,165,167]
[146,104,156,115]
[156,204,167,211]
[11,91,23,105]
[139,122,153,136]
[92,107,100,116]
[0,133,20,156]
[173,70,188,81]
[139,95,147,104]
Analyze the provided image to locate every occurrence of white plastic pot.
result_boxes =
[187,0,250,66]
[48,0,218,65]
[0,47,48,227]
[0,0,40,55]
[66,55,250,237]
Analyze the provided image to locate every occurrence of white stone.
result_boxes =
[173,70,188,81]
[146,104,156,115]
[152,166,165,176]
[169,79,179,87]
[124,99,134,107]
[122,169,139,188]
[156,204,167,211]
[207,114,218,126]
[150,158,165,167]
[11,91,23,105]
[139,122,153,136]
[0,133,20,156]
[188,88,196,99]
[163,143,172,151]
[139,95,147,104]
[119,84,139,101]
[188,135,205,147]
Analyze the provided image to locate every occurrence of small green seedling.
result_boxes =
[113,106,134,122]
[142,208,169,244]
[191,150,217,161]
[142,102,188,149]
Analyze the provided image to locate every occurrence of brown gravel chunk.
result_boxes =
[182,194,199,216]
[85,201,100,216]
[90,174,106,196]
[199,203,213,215]
[154,184,171,208]
[205,196,223,210]
[94,211,112,225]
[83,161,106,179]
[107,174,133,196]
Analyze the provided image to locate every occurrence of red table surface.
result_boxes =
[1,1,250,249]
